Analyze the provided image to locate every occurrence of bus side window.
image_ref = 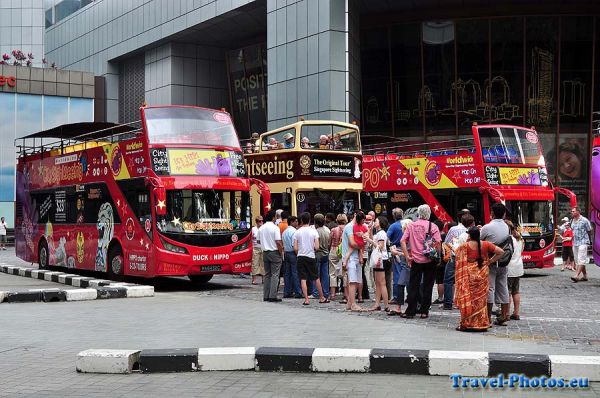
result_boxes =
[84,184,121,224]
[117,179,152,223]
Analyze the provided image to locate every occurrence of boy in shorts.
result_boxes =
[561,223,574,271]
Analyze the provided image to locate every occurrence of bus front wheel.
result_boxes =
[38,240,49,270]
[107,245,124,281]
[189,274,213,284]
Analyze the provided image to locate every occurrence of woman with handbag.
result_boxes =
[454,227,504,331]
[365,216,391,311]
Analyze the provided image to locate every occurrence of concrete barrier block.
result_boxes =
[197,347,256,371]
[255,347,315,372]
[58,274,80,284]
[139,348,199,373]
[0,291,6,303]
[76,349,141,374]
[312,348,371,373]
[65,289,98,301]
[43,272,61,281]
[550,355,600,381]
[124,285,154,298]
[429,350,488,377]
[370,349,429,375]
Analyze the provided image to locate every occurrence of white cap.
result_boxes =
[562,217,569,222]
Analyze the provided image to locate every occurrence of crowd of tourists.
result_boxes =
[250,204,593,332]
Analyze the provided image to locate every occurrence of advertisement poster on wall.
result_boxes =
[546,136,588,218]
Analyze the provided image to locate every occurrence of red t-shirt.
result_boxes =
[353,223,368,249]
[562,229,573,247]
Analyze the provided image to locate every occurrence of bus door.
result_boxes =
[295,190,359,218]
[455,192,484,226]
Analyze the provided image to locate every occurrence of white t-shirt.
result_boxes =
[293,226,319,258]
[507,237,524,277]
[251,226,261,249]
[258,221,281,251]
[374,230,389,260]
[0,221,7,236]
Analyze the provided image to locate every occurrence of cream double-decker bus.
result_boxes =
[244,120,362,218]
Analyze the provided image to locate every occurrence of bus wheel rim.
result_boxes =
[111,255,123,275]
[40,247,47,267]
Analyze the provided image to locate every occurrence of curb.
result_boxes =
[0,265,154,303]
[76,347,600,380]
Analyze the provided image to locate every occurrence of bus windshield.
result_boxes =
[505,200,554,236]
[479,127,543,166]
[300,124,360,151]
[157,189,250,234]
[144,107,240,148]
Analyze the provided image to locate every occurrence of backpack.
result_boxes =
[497,235,514,267]
[422,222,441,264]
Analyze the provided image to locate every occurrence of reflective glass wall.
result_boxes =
[361,16,599,217]
[0,93,93,222]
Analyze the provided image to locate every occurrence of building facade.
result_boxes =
[0,65,96,221]
[0,0,45,66]
[43,0,600,216]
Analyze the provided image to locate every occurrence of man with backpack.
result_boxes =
[480,202,512,326]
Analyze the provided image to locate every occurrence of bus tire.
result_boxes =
[189,274,213,284]
[38,239,49,270]
[107,244,124,281]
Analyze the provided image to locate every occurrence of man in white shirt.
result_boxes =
[294,212,327,305]
[258,210,284,302]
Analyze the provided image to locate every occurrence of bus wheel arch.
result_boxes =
[38,238,49,269]
[189,274,213,285]
[107,240,124,279]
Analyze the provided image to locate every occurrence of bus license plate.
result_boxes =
[523,262,537,269]
[201,265,222,272]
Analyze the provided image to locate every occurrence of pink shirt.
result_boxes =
[401,219,442,264]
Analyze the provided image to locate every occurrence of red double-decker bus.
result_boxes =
[15,105,270,283]
[362,124,576,269]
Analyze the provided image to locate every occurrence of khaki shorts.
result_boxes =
[252,247,264,276]
[507,277,520,295]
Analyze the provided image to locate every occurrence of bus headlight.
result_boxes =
[544,247,555,256]
[232,240,250,252]
[160,237,188,254]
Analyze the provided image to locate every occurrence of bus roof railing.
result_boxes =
[362,137,476,160]
[16,121,142,158]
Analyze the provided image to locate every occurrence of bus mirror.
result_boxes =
[154,187,167,216]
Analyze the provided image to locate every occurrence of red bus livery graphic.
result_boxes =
[15,106,270,282]
[363,124,576,269]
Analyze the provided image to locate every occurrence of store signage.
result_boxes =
[0,75,16,87]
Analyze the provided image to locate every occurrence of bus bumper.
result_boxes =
[153,248,253,276]
[523,246,555,269]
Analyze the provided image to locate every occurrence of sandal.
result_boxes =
[581,278,589,282]
[370,306,381,311]
[384,307,390,312]
[387,310,402,316]
[509,314,520,320]
[319,299,330,304]
[400,313,415,319]
[340,299,348,304]
[494,318,508,326]
[302,302,310,306]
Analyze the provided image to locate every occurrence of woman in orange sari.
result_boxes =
[454,226,504,332]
